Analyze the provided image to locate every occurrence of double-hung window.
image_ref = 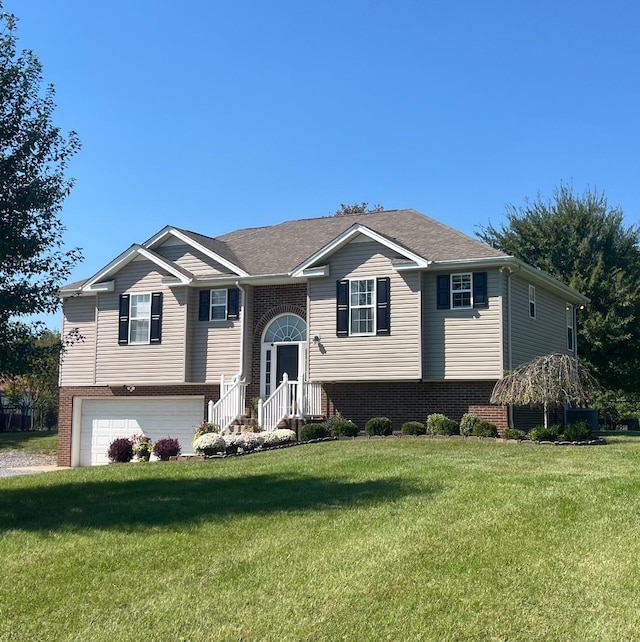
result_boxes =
[336,277,390,337]
[119,292,163,345]
[129,293,152,344]
[451,273,472,309]
[198,288,240,322]
[350,279,375,335]
[529,285,536,318]
[566,304,575,351]
[210,289,228,320]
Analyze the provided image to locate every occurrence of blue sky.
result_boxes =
[7,0,640,329]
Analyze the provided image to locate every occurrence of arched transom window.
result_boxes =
[263,314,306,343]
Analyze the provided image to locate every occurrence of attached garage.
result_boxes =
[75,397,205,466]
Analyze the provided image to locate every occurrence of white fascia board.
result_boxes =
[82,245,191,291]
[147,227,249,278]
[84,280,115,293]
[295,265,330,278]
[431,256,589,305]
[191,273,292,287]
[291,224,430,277]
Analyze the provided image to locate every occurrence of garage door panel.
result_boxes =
[79,398,204,466]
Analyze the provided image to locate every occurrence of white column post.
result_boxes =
[258,398,264,429]
[207,399,214,423]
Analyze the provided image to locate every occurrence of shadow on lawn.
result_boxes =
[0,471,432,533]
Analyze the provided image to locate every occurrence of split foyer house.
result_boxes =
[57,209,588,466]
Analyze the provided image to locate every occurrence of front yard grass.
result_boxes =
[0,430,58,455]
[2,437,640,641]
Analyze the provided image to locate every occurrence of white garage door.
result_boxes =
[80,397,204,466]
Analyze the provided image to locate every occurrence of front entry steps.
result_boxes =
[227,414,327,435]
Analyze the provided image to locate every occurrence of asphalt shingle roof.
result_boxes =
[177,208,507,276]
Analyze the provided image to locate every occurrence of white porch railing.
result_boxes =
[207,374,247,434]
[258,374,323,431]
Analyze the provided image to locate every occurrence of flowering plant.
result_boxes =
[193,433,225,456]
[193,421,220,442]
[262,429,297,446]
[131,434,153,461]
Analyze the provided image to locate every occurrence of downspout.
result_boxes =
[501,265,519,428]
[235,281,246,380]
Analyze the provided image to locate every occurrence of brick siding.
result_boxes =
[58,384,220,467]
[322,380,508,432]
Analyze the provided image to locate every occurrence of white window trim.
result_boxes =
[129,292,152,345]
[529,285,536,319]
[349,278,376,336]
[209,288,228,321]
[566,303,575,351]
[450,273,472,309]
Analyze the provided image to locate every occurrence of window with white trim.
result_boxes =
[566,304,575,351]
[451,273,472,309]
[350,279,375,335]
[129,293,151,344]
[529,285,536,319]
[210,289,227,320]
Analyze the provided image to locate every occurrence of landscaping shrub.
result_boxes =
[193,433,226,456]
[324,413,359,437]
[107,437,134,463]
[193,421,220,441]
[460,413,482,437]
[131,434,153,461]
[563,421,592,442]
[261,429,297,447]
[401,421,427,436]
[299,423,328,441]
[502,427,527,440]
[365,417,393,437]
[529,425,559,442]
[238,431,265,451]
[427,413,459,436]
[153,437,181,461]
[472,421,499,438]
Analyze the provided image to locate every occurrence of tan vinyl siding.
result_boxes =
[186,288,243,382]
[423,270,502,379]
[155,242,231,275]
[308,239,421,381]
[510,275,570,367]
[94,258,186,384]
[60,297,97,385]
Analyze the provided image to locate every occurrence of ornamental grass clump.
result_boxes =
[401,421,427,436]
[427,413,459,436]
[107,437,134,463]
[153,438,181,461]
[194,433,226,456]
[365,417,392,437]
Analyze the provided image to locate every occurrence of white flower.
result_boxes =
[193,433,226,455]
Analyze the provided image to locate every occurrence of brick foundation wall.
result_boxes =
[322,380,508,432]
[58,384,220,467]
[248,283,307,401]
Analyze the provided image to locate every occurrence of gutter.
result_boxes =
[235,281,247,380]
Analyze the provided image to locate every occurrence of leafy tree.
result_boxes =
[333,202,384,216]
[490,353,598,428]
[478,185,640,393]
[0,4,81,377]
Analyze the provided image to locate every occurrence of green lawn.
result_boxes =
[2,437,640,641]
[0,430,58,455]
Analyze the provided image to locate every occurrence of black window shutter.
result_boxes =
[227,288,240,320]
[336,280,349,337]
[118,294,130,344]
[150,292,163,343]
[473,272,488,308]
[437,275,450,309]
[198,290,210,321]
[376,277,391,335]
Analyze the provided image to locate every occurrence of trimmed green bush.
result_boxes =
[324,413,359,437]
[460,413,483,437]
[401,421,427,436]
[529,425,559,442]
[427,413,459,436]
[365,417,393,436]
[472,421,499,438]
[563,421,592,442]
[502,427,527,440]
[299,423,328,441]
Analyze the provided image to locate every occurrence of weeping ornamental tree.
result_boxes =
[490,353,599,428]
[0,4,81,376]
